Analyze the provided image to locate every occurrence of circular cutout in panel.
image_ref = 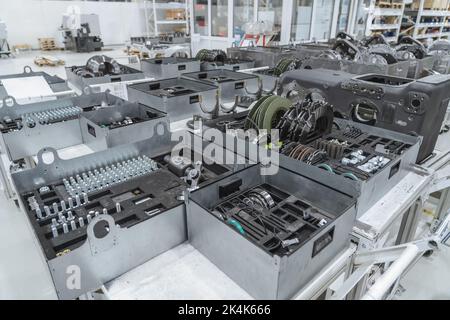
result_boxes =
[156,122,166,136]
[352,103,377,126]
[41,150,55,165]
[93,220,110,239]
[4,97,15,107]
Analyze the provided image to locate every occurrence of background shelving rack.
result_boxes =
[143,0,190,37]
[366,0,406,43]
[401,0,450,44]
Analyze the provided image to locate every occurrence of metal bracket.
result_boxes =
[86,214,120,256]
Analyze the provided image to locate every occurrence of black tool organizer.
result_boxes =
[199,109,412,182]
[212,183,333,256]
[21,148,231,260]
[282,124,412,181]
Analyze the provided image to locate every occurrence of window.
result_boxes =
[291,0,313,42]
[194,0,208,36]
[211,0,228,37]
[336,0,352,33]
[311,0,335,40]
[257,0,282,33]
[353,0,371,39]
[234,0,254,38]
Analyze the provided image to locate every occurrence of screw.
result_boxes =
[51,226,58,238]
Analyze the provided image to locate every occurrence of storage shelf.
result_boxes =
[157,20,187,24]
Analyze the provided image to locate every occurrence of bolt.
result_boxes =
[44,206,51,217]
[51,226,58,238]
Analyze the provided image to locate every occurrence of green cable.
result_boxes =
[342,172,359,181]
[317,163,334,173]
[228,219,245,235]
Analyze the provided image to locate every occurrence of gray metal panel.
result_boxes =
[188,201,280,300]
[3,120,83,160]
[48,203,186,300]
[188,164,357,299]
[65,65,145,91]
[0,67,72,101]
[140,57,201,79]
[182,69,260,103]
[127,78,220,122]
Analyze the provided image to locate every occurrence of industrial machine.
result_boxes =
[188,162,357,299]
[11,129,238,299]
[199,96,421,215]
[0,66,73,103]
[278,69,450,163]
[65,55,145,91]
[140,57,200,79]
[61,9,103,53]
[0,19,11,58]
[195,49,255,71]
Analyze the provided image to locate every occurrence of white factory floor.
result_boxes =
[0,48,449,300]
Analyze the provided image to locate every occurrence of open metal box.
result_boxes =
[65,62,145,91]
[140,57,200,79]
[200,59,255,71]
[182,69,260,104]
[11,128,238,299]
[0,92,166,161]
[188,163,357,299]
[199,115,421,216]
[127,77,220,122]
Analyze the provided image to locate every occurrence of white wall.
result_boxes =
[0,0,147,48]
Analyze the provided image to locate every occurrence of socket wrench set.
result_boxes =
[0,66,72,101]
[199,96,421,215]
[66,55,145,90]
[11,129,237,299]
[188,163,357,299]
[279,69,450,163]
[140,57,201,79]
[0,91,166,161]
[127,77,221,122]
